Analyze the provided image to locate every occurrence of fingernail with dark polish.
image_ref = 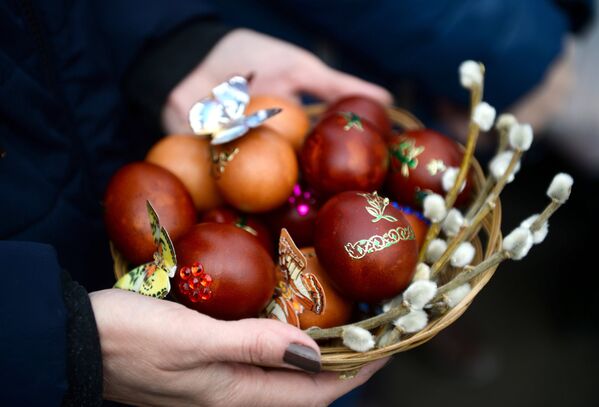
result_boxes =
[283,343,321,373]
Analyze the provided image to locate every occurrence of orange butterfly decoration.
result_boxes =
[266,229,325,327]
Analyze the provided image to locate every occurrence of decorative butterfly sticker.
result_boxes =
[188,75,281,145]
[114,201,177,299]
[265,229,326,327]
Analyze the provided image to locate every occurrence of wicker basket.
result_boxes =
[112,106,502,373]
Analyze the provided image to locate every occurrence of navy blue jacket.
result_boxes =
[0,1,222,405]
[217,0,591,113]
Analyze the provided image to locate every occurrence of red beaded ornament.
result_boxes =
[177,262,213,302]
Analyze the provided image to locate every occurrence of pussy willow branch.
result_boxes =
[434,195,565,302]
[307,302,410,340]
[430,149,523,278]
[466,125,511,220]
[465,176,494,220]
[530,199,561,231]
[419,66,485,261]
[307,193,566,342]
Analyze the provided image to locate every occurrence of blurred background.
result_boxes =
[213,1,599,405]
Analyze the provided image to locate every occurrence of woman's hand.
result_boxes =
[162,28,392,134]
[90,289,387,406]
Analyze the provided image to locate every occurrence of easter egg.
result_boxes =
[301,112,388,197]
[393,204,429,250]
[387,129,472,208]
[173,223,276,320]
[215,127,298,213]
[314,191,418,302]
[200,207,273,255]
[298,247,353,329]
[264,184,320,248]
[247,95,310,151]
[325,95,391,136]
[104,162,196,265]
[146,135,222,211]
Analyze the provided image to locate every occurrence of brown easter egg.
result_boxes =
[200,207,273,255]
[387,129,472,208]
[301,112,389,197]
[104,162,196,265]
[146,135,222,211]
[215,127,298,213]
[326,95,391,136]
[173,223,276,320]
[314,191,418,302]
[298,247,353,329]
[247,95,310,151]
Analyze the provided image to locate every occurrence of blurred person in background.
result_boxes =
[215,0,590,144]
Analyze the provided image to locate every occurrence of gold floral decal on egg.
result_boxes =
[358,192,398,223]
[210,146,239,177]
[344,225,415,260]
[426,159,447,176]
[390,138,425,177]
[339,112,364,132]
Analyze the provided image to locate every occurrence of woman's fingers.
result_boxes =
[293,62,393,105]
[227,357,390,407]
[202,318,322,372]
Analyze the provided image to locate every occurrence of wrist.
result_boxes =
[61,273,103,407]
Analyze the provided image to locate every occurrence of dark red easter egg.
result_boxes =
[263,184,320,247]
[325,95,391,136]
[301,112,389,197]
[314,191,418,302]
[104,162,196,265]
[387,129,472,208]
[173,223,276,320]
[394,204,429,251]
[200,207,273,255]
[298,247,354,329]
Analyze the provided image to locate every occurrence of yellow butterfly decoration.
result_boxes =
[114,201,177,299]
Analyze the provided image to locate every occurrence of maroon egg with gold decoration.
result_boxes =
[200,207,273,256]
[393,203,429,251]
[301,112,389,197]
[387,129,472,208]
[314,191,418,302]
[325,95,392,137]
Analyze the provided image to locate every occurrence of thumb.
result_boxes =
[296,63,393,105]
[207,318,322,373]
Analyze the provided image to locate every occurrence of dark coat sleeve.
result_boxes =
[123,20,233,133]
[0,241,101,407]
[1,2,230,404]
[89,0,221,79]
